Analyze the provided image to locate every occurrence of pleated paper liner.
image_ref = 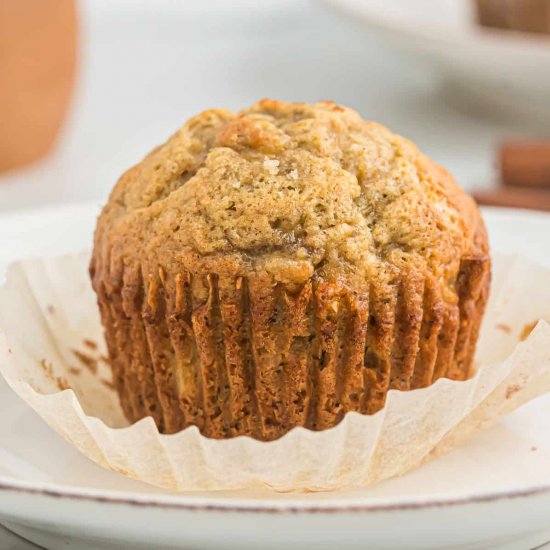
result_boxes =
[91,247,488,441]
[0,252,549,492]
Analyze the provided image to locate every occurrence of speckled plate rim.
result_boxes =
[0,474,549,514]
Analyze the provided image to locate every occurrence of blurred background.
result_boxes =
[1,0,550,213]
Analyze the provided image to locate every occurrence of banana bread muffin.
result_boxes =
[90,99,491,441]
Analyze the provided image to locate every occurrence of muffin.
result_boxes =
[474,0,550,34]
[90,99,490,441]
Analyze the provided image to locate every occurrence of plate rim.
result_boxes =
[0,475,549,514]
[323,0,550,56]
[1,201,550,514]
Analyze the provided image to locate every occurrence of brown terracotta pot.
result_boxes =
[0,0,77,172]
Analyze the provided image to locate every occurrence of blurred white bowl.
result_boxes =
[326,0,550,122]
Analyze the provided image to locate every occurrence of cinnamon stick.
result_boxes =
[473,187,550,212]
[500,141,550,189]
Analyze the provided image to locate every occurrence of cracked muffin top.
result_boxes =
[94,99,488,296]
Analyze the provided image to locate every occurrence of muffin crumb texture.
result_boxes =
[91,99,490,440]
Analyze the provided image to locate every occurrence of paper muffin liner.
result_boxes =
[91,250,489,442]
[0,251,549,492]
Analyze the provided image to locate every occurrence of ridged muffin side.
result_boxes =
[91,100,490,441]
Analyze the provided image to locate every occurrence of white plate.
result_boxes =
[0,203,549,550]
[325,0,550,123]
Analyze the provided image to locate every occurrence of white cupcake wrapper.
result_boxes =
[0,252,549,492]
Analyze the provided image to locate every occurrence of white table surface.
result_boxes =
[0,0,543,214]
[0,524,40,549]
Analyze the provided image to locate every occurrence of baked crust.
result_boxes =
[91,99,491,440]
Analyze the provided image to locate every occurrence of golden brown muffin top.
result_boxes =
[96,99,487,295]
